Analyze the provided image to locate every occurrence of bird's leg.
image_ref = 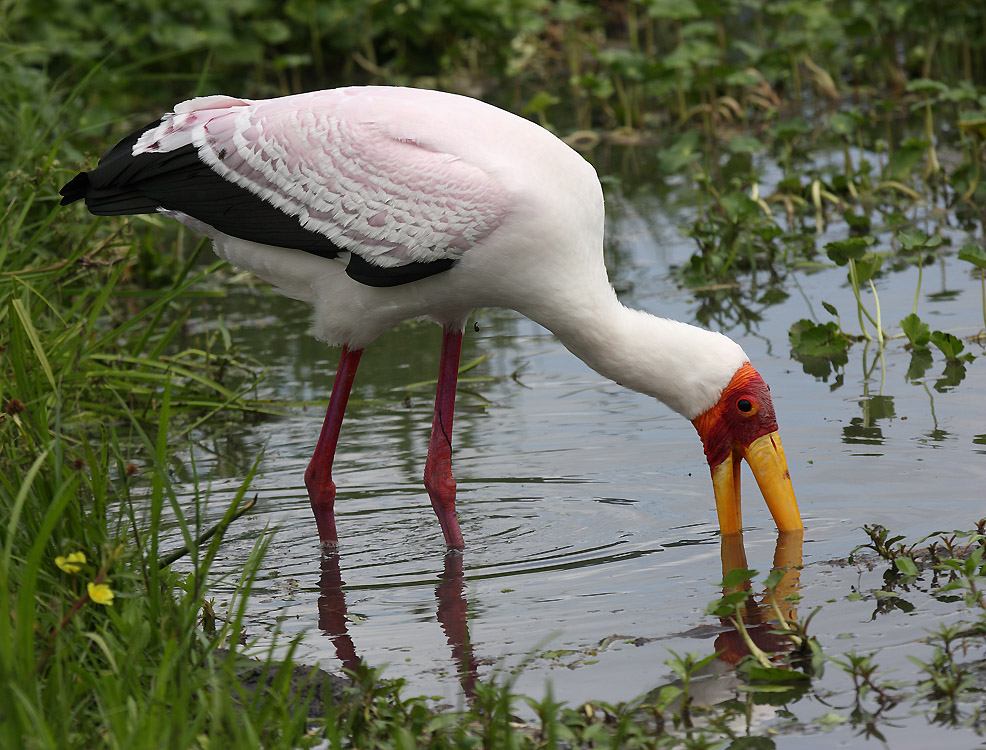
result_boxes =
[305,345,363,548]
[424,326,465,549]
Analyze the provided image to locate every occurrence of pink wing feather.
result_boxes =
[133,90,511,268]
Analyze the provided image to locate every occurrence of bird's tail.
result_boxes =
[58,172,90,206]
[58,119,167,215]
[58,171,161,215]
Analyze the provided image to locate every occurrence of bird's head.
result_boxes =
[691,362,801,535]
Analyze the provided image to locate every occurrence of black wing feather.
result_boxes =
[59,121,457,287]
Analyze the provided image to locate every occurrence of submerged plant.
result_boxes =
[825,236,885,343]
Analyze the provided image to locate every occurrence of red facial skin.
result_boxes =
[691,363,779,469]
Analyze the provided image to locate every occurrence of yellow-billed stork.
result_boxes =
[60,86,802,550]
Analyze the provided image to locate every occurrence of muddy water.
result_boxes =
[166,152,985,745]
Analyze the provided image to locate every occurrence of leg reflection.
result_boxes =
[317,552,361,673]
[436,552,478,697]
[316,551,478,696]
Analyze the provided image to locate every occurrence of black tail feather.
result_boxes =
[58,119,164,211]
[58,172,90,206]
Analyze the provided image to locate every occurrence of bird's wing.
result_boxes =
[133,91,512,272]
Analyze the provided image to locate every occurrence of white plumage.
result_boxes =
[132,87,747,414]
[61,86,801,549]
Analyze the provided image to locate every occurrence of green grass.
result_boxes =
[0,71,322,749]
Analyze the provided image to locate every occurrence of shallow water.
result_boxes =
[165,150,985,745]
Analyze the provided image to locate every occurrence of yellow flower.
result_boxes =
[55,551,86,574]
[87,582,114,606]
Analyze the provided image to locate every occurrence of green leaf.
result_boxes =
[658,130,702,172]
[251,20,291,44]
[958,243,986,269]
[708,589,752,615]
[523,90,560,115]
[853,254,882,283]
[654,684,684,710]
[828,112,855,136]
[720,191,761,222]
[825,236,875,265]
[895,556,919,576]
[906,350,934,381]
[790,319,850,379]
[727,135,766,154]
[844,211,871,230]
[728,737,777,750]
[958,111,986,138]
[905,78,948,95]
[771,117,811,140]
[930,330,966,360]
[763,568,787,590]
[789,319,850,357]
[898,230,927,251]
[746,665,810,683]
[663,39,721,69]
[882,144,924,182]
[736,682,804,694]
[721,568,757,588]
[814,711,848,727]
[821,301,839,317]
[754,222,783,241]
[900,313,930,350]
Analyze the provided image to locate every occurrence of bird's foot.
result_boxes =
[318,539,341,555]
[425,458,464,549]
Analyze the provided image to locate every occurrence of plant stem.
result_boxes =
[924,102,941,178]
[879,345,887,394]
[157,496,258,567]
[849,259,872,340]
[913,251,923,316]
[729,616,773,669]
[980,270,986,333]
[868,279,885,346]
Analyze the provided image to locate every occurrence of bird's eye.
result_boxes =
[736,398,758,416]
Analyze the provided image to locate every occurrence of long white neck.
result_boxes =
[516,277,749,421]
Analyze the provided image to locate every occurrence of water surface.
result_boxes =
[166,149,985,745]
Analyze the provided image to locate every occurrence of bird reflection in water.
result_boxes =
[316,553,360,675]
[649,529,805,713]
[714,529,804,665]
[317,551,478,696]
[316,531,802,702]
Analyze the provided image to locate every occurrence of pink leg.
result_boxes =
[424,327,465,549]
[305,346,363,547]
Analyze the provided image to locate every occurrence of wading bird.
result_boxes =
[61,86,802,549]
